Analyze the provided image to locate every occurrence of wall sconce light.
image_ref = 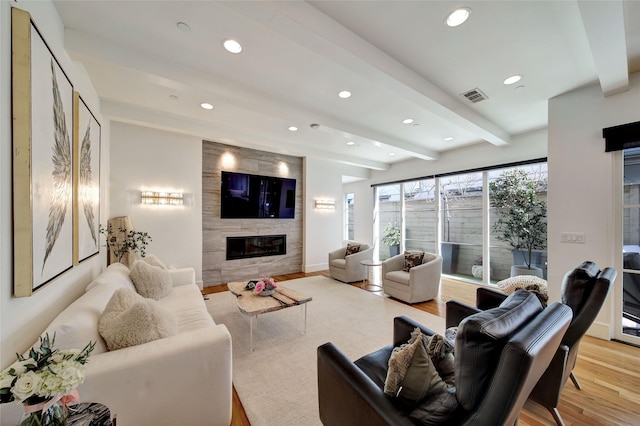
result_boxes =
[140,191,184,206]
[315,199,335,210]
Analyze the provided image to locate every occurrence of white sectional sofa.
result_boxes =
[17,263,232,426]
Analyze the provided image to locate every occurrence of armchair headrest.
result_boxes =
[455,290,543,411]
[561,261,600,313]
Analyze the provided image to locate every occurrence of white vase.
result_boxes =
[471,265,483,279]
[510,265,543,278]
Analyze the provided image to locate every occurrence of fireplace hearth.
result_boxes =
[226,235,287,260]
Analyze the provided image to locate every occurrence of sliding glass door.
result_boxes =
[371,161,547,284]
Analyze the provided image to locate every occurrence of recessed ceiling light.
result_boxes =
[338,90,352,99]
[444,136,454,141]
[176,22,191,32]
[388,152,396,156]
[446,7,471,27]
[402,118,414,124]
[223,39,242,54]
[346,141,356,146]
[503,75,522,85]
[288,126,298,132]
[200,102,214,110]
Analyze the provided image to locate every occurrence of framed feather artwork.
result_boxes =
[73,93,101,264]
[12,8,75,296]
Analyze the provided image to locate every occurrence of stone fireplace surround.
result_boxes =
[202,141,303,286]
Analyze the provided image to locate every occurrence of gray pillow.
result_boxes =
[130,259,172,300]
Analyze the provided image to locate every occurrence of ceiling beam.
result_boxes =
[223,0,511,146]
[578,0,629,96]
[101,100,391,171]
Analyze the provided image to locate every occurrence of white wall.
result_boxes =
[303,157,349,272]
[107,123,375,279]
[0,1,104,368]
[109,122,202,281]
[547,72,640,339]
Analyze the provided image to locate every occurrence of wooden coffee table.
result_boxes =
[227,280,312,351]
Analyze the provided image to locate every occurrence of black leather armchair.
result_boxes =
[445,261,616,426]
[318,291,572,426]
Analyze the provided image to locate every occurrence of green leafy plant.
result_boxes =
[381,223,401,247]
[99,224,152,262]
[489,169,547,269]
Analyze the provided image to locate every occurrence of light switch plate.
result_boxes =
[560,232,585,244]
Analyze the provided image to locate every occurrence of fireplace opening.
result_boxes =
[226,235,287,260]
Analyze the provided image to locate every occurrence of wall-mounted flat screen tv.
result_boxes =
[221,171,296,219]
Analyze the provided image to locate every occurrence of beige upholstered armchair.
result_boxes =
[382,251,442,303]
[329,242,374,283]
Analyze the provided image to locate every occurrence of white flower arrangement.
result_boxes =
[0,333,95,406]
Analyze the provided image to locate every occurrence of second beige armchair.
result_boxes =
[381,251,442,303]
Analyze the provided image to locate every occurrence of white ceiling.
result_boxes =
[52,0,639,175]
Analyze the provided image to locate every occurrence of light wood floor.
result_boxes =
[204,271,640,426]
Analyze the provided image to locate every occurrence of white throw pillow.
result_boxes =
[143,254,168,270]
[130,259,172,300]
[497,275,548,296]
[98,288,178,351]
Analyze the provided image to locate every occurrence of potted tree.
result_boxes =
[381,222,401,257]
[489,169,547,277]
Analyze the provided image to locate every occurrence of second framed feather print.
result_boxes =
[74,94,101,264]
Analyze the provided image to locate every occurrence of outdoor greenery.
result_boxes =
[489,169,547,269]
[381,222,401,247]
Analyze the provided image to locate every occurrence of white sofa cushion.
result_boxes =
[85,262,135,292]
[130,259,172,300]
[98,288,178,351]
[42,263,135,355]
[157,284,215,332]
[143,254,168,270]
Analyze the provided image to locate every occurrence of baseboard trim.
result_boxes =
[304,263,328,273]
[586,320,611,340]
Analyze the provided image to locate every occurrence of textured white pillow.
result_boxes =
[130,259,172,300]
[98,288,178,351]
[143,254,168,270]
[497,275,548,296]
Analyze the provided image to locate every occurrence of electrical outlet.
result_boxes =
[560,232,585,244]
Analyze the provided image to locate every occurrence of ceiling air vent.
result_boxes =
[461,88,488,103]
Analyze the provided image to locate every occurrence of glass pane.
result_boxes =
[439,172,482,277]
[345,193,354,241]
[404,179,436,253]
[489,164,548,279]
[378,184,401,260]
[623,148,640,336]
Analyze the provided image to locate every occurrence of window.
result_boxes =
[622,148,640,337]
[345,193,354,241]
[372,160,547,283]
[404,179,436,254]
[376,184,401,260]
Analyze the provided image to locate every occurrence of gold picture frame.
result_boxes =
[73,92,101,265]
[12,8,75,296]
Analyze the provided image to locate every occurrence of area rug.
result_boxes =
[206,276,445,426]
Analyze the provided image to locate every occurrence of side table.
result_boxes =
[360,259,383,292]
[68,402,113,426]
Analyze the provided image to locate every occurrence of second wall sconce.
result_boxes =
[140,191,184,206]
[315,199,335,210]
